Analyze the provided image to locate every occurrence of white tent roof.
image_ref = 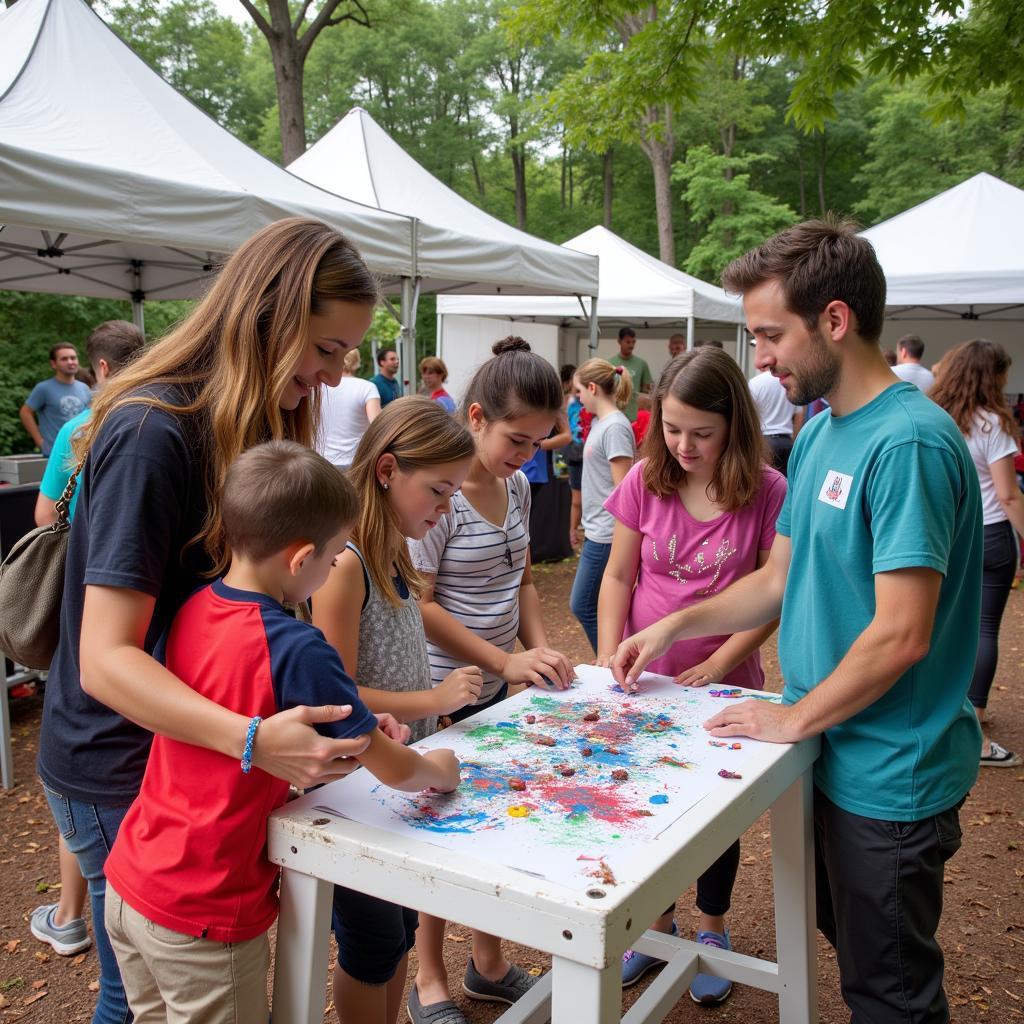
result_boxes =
[436,225,742,324]
[861,172,1024,314]
[0,0,415,303]
[288,107,599,297]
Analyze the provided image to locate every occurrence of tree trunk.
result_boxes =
[638,106,676,265]
[603,149,614,227]
[274,38,307,164]
[561,142,567,209]
[471,156,486,200]
[241,0,370,165]
[817,132,827,215]
[797,150,807,217]
[511,142,528,230]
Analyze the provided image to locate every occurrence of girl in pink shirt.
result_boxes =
[598,346,786,1004]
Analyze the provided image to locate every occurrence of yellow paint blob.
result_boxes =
[507,804,530,818]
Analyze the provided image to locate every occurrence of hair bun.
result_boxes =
[492,336,532,357]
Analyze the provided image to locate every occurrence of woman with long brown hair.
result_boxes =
[37,218,381,1024]
[931,339,1024,767]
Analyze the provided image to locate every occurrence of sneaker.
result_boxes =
[30,904,91,956]
[621,922,677,987]
[980,740,1022,768]
[462,958,538,1004]
[406,983,468,1024]
[689,929,732,1005]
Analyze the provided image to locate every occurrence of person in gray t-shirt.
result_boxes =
[20,343,93,455]
[570,359,636,650]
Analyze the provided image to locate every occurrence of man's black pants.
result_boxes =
[814,788,964,1023]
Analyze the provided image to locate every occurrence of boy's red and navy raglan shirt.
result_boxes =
[105,579,378,942]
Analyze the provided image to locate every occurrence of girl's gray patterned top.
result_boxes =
[348,543,437,743]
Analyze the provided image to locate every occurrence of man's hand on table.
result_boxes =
[704,699,807,744]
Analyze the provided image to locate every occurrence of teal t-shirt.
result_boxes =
[38,409,89,520]
[776,382,982,821]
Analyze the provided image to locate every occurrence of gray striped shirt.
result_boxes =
[408,472,531,703]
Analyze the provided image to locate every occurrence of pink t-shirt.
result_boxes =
[604,460,787,686]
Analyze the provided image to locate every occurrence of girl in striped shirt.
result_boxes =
[407,336,574,1024]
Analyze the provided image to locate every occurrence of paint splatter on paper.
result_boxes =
[312,666,775,889]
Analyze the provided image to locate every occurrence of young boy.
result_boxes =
[104,440,460,1023]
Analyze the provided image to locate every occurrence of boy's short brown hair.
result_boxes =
[222,441,358,561]
[86,320,144,376]
[722,216,887,342]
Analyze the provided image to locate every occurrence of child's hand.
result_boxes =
[433,666,484,715]
[423,748,461,792]
[502,648,574,689]
[376,713,412,745]
[594,651,615,668]
[674,659,724,687]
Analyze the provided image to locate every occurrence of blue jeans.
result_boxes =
[42,782,132,1024]
[570,539,611,653]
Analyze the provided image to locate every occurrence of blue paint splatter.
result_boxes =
[649,794,669,805]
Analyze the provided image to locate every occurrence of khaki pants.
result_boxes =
[105,883,269,1024]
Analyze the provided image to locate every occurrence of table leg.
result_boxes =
[271,869,333,1024]
[770,771,817,1024]
[550,956,619,1024]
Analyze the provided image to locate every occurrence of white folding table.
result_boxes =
[268,689,820,1024]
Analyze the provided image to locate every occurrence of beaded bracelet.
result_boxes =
[241,716,262,774]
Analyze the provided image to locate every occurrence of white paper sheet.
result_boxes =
[312,665,781,890]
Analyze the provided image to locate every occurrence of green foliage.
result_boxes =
[674,146,796,281]
[853,83,1024,225]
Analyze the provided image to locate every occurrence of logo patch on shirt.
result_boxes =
[817,469,854,510]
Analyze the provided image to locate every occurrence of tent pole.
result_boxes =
[588,297,599,355]
[399,277,421,396]
[686,316,695,351]
[131,297,145,335]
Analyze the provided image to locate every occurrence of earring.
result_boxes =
[382,481,389,490]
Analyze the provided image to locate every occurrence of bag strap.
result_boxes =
[52,457,85,530]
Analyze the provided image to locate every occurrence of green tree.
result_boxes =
[674,146,795,281]
[853,82,1024,225]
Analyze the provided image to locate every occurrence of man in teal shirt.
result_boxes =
[608,326,651,422]
[612,218,981,1022]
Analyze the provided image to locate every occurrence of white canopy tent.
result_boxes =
[436,226,746,393]
[0,0,416,331]
[288,108,600,381]
[861,172,1024,320]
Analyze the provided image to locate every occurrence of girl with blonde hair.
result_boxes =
[38,217,382,1024]
[931,339,1024,767]
[313,396,481,1024]
[407,337,574,1024]
[599,346,786,1003]
[569,357,635,650]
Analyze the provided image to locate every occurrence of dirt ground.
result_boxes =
[1,557,1021,1022]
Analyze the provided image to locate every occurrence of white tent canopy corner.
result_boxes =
[436,226,746,397]
[288,107,600,384]
[0,0,416,331]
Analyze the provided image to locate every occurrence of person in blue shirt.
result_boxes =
[20,343,94,455]
[612,218,982,1023]
[370,346,403,406]
[35,321,144,527]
